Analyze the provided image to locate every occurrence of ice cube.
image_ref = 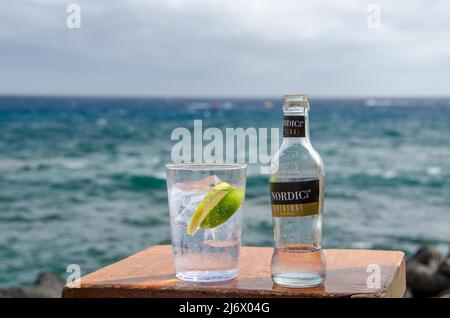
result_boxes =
[174,175,221,192]
[204,227,231,243]
[174,205,194,226]
[171,176,221,226]
[203,209,241,243]
[172,189,205,226]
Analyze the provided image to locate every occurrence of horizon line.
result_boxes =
[1,93,450,100]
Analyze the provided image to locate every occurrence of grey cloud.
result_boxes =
[0,0,449,96]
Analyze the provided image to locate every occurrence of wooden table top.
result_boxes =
[62,245,405,298]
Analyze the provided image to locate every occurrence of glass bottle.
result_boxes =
[269,94,326,288]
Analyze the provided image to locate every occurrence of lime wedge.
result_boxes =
[200,187,244,229]
[187,182,244,235]
[187,182,232,235]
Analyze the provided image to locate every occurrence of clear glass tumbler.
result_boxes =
[166,163,246,282]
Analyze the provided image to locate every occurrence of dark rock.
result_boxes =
[406,246,450,297]
[410,246,442,265]
[438,257,450,276]
[438,287,450,298]
[403,287,413,298]
[0,272,64,298]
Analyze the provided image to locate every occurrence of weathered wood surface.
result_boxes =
[62,245,405,298]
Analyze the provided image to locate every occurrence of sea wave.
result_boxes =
[0,158,90,172]
[247,169,448,190]
[364,98,450,108]
[121,216,167,227]
[110,173,166,190]
[330,170,448,189]
[0,214,65,223]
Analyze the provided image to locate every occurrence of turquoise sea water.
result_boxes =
[0,96,449,287]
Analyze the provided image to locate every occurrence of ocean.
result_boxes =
[0,96,449,288]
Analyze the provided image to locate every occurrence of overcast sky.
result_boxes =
[0,0,449,97]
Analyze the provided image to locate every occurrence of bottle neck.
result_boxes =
[282,108,310,144]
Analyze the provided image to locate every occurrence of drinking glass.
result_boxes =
[166,163,246,282]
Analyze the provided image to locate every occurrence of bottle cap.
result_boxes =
[283,94,309,111]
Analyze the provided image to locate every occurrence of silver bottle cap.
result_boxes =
[283,94,310,111]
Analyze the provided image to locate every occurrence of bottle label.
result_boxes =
[270,179,320,217]
[283,115,305,137]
